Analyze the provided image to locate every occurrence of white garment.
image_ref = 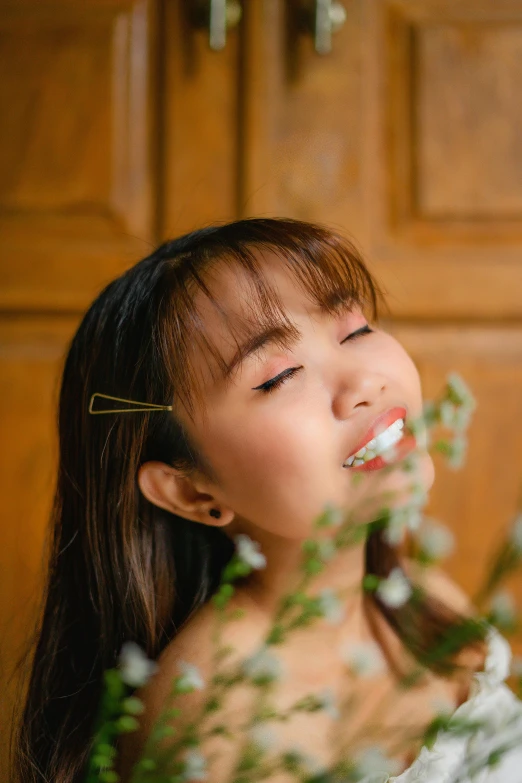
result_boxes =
[389,629,522,782]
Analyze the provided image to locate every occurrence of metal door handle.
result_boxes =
[293,0,347,55]
[190,0,242,51]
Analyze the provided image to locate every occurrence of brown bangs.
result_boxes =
[156,219,386,419]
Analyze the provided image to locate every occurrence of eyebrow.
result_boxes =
[222,291,360,382]
[223,324,300,382]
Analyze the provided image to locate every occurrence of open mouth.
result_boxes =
[343,418,406,468]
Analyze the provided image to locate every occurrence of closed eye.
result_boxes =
[253,324,374,394]
[341,324,373,344]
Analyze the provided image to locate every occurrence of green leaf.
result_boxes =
[266,625,285,645]
[99,772,120,783]
[122,696,145,715]
[135,757,157,772]
[362,574,379,592]
[304,558,323,576]
[116,715,140,733]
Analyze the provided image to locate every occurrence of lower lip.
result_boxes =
[346,434,417,472]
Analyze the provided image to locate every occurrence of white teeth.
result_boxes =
[343,418,405,467]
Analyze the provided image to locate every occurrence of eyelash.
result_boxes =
[254,325,374,394]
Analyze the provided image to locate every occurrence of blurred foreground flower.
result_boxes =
[118,641,158,688]
[235,534,267,570]
[182,748,207,781]
[177,661,204,692]
[355,746,401,781]
[489,591,518,630]
[317,588,345,625]
[446,372,476,412]
[376,568,412,608]
[242,647,284,684]
[341,640,386,678]
[417,520,455,562]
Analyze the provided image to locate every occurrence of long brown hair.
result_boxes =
[12,218,482,783]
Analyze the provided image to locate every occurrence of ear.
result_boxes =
[137,461,234,527]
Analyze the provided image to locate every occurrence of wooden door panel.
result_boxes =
[0,0,158,310]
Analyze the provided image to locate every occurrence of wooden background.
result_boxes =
[2,0,522,777]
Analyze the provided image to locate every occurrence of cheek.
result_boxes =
[201,406,333,528]
[210,405,325,481]
[382,336,423,404]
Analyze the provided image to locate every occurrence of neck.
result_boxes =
[226,521,367,617]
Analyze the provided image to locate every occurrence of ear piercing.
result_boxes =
[209,508,222,519]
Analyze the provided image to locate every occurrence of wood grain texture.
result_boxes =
[416,22,522,218]
[160,0,241,237]
[0,0,158,311]
[375,1,522,248]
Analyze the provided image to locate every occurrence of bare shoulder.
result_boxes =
[116,592,269,782]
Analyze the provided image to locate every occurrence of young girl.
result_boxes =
[13,218,522,783]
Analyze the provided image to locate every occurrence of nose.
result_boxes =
[332,369,387,420]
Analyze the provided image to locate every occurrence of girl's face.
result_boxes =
[180,252,434,540]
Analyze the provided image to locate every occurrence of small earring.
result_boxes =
[209,508,222,519]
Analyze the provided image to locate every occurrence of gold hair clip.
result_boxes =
[88,393,173,415]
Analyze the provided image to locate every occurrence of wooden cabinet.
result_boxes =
[1,0,522,776]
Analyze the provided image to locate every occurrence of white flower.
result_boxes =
[316,687,340,720]
[417,520,455,561]
[383,506,423,546]
[376,568,412,608]
[422,400,437,426]
[402,453,422,474]
[118,641,158,688]
[242,647,284,683]
[405,506,423,532]
[248,722,278,751]
[510,514,522,553]
[317,588,345,625]
[490,591,517,627]
[317,539,337,561]
[340,640,386,678]
[410,483,428,508]
[355,746,401,782]
[178,661,204,691]
[446,372,476,411]
[440,400,473,432]
[234,534,267,570]
[383,517,407,546]
[317,502,345,528]
[181,749,207,781]
[447,434,468,470]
